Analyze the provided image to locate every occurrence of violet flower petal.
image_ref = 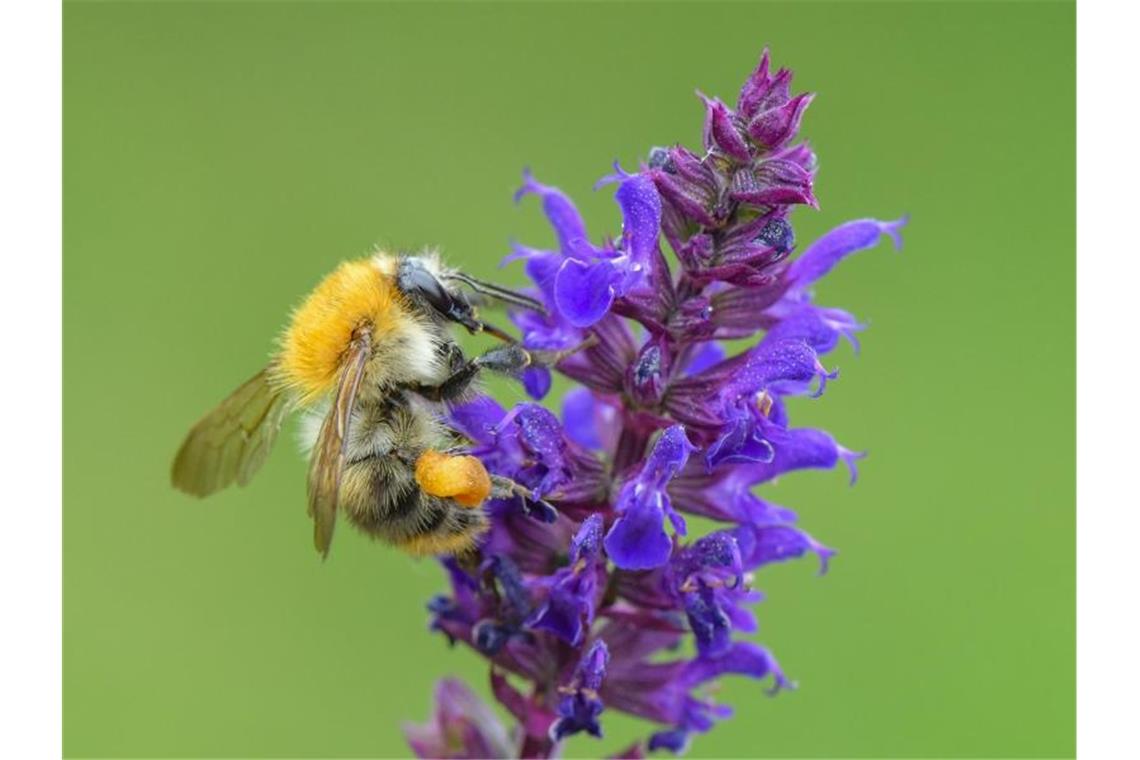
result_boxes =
[787,217,908,291]
[515,169,590,259]
[604,486,674,570]
[554,257,619,328]
[521,366,552,400]
[614,174,663,263]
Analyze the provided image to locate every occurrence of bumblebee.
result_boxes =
[172,251,551,558]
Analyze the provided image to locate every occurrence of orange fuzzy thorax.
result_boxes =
[277,257,401,402]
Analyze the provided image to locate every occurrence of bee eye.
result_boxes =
[398,259,479,331]
[400,263,451,311]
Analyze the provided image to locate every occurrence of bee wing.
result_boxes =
[308,332,371,558]
[172,368,293,496]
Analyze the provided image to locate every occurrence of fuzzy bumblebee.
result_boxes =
[172,252,553,558]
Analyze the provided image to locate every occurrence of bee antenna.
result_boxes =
[445,272,548,315]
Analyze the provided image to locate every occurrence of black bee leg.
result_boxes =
[412,344,532,402]
[474,343,531,375]
[489,474,558,523]
[437,340,467,373]
[414,362,483,402]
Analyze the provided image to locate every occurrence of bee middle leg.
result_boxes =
[488,473,559,523]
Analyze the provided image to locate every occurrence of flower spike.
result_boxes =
[414,47,904,758]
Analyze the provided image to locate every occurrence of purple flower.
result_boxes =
[550,640,610,740]
[411,48,903,759]
[404,678,515,759]
[604,425,697,570]
[526,515,605,645]
[512,170,662,330]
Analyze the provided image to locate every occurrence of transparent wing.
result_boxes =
[308,333,371,558]
[171,367,292,497]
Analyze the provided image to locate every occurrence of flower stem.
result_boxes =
[519,731,555,759]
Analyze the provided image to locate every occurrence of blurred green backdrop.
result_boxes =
[64,1,1074,758]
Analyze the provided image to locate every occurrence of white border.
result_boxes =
[0,1,62,757]
[1078,0,1140,758]
[0,0,1134,756]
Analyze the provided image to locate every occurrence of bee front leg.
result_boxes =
[413,344,532,402]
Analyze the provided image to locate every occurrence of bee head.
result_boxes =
[396,256,482,334]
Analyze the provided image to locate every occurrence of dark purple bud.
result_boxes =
[737,49,790,120]
[648,148,721,228]
[633,344,661,385]
[772,141,818,174]
[700,93,752,163]
[731,158,816,208]
[611,742,649,759]
[520,497,559,524]
[746,92,814,151]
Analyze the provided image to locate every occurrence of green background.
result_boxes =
[64,1,1074,758]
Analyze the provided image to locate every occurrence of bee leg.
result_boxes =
[489,474,558,523]
[474,343,531,374]
[413,344,533,402]
[413,361,482,402]
[526,334,600,366]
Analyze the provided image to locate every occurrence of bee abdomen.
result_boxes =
[394,496,488,557]
[340,456,488,556]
